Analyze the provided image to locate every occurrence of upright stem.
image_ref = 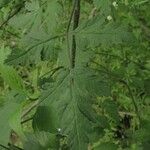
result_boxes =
[66,0,80,69]
[71,0,80,68]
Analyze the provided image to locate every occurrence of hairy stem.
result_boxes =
[66,0,80,69]
[71,0,80,68]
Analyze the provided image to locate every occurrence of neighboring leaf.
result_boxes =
[0,92,26,146]
[0,65,24,92]
[43,0,62,33]
[0,46,25,93]
[9,104,25,139]
[9,0,40,29]
[10,0,62,31]
[76,16,134,48]
[8,0,63,64]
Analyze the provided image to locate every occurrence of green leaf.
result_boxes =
[0,46,25,93]
[0,65,24,92]
[76,16,135,48]
[8,0,62,64]
[37,68,110,150]
[44,0,62,33]
[9,104,25,139]
[0,92,26,146]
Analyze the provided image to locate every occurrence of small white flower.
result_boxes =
[58,128,61,132]
[107,15,113,21]
[112,1,118,7]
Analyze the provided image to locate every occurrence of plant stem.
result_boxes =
[71,0,80,68]
[21,116,33,124]
[66,0,80,69]
[0,144,9,150]
[21,100,39,118]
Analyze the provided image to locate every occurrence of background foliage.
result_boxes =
[0,0,150,150]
